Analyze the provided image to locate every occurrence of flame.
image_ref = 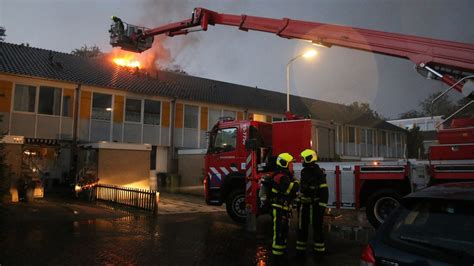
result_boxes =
[110,49,144,69]
[109,37,171,71]
[113,57,141,68]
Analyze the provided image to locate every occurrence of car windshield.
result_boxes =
[386,198,474,261]
[209,127,237,153]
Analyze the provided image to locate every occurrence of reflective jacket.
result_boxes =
[270,169,299,211]
[299,163,328,207]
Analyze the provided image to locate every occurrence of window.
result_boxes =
[38,86,62,115]
[144,100,160,125]
[92,93,112,120]
[367,130,373,144]
[223,110,236,119]
[210,127,237,153]
[184,105,198,128]
[390,132,396,147]
[125,98,142,123]
[272,117,283,122]
[14,84,36,112]
[360,129,367,144]
[348,127,355,143]
[208,109,221,129]
[62,94,72,117]
[386,199,474,261]
[380,131,387,145]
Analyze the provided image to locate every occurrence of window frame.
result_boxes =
[91,92,113,121]
[184,104,199,129]
[208,108,222,130]
[143,99,161,126]
[62,91,73,118]
[124,97,143,124]
[13,83,38,114]
[38,86,62,116]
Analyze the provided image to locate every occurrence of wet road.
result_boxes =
[0,195,374,266]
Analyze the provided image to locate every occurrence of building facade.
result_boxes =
[0,42,406,191]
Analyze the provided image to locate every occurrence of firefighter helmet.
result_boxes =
[276,153,294,169]
[301,149,318,163]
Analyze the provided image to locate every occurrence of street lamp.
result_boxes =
[286,49,317,112]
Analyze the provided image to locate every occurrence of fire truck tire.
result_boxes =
[366,189,402,228]
[226,190,246,224]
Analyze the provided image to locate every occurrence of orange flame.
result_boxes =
[109,37,171,71]
[113,57,141,68]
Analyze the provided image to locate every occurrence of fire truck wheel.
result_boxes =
[366,189,402,228]
[226,190,246,224]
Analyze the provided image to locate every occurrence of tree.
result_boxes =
[0,26,6,42]
[398,110,424,119]
[347,102,383,120]
[419,92,458,117]
[71,44,103,57]
[406,126,425,159]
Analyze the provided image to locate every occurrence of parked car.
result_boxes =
[361,182,474,265]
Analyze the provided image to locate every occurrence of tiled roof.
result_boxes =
[0,42,404,132]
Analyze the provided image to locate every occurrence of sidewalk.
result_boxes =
[0,197,141,223]
[158,191,225,215]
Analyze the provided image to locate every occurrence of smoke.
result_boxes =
[137,0,201,71]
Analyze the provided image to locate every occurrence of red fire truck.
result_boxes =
[109,7,474,228]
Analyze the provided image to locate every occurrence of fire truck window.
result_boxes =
[212,128,237,152]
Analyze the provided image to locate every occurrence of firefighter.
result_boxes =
[270,153,299,264]
[296,149,329,257]
[111,16,125,32]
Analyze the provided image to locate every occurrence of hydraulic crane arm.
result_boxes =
[109,7,474,94]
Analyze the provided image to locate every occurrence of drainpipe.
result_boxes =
[71,84,81,185]
[168,97,177,173]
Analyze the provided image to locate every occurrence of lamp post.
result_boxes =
[286,49,317,112]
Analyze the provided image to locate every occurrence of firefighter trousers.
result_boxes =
[271,207,290,256]
[296,202,326,253]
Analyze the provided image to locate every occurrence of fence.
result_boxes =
[95,184,158,212]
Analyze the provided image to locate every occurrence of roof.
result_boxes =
[0,42,404,132]
[404,182,474,202]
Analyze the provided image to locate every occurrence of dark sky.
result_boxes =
[1,0,473,118]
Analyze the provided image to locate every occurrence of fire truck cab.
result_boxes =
[205,117,332,223]
[204,118,271,222]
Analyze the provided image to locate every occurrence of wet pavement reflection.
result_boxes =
[0,199,374,266]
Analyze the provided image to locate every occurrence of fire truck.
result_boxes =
[109,7,474,228]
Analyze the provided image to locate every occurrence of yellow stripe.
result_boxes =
[271,188,279,193]
[314,243,325,247]
[273,208,277,249]
[272,250,284,255]
[314,247,326,252]
[318,202,327,207]
[272,204,290,210]
[272,244,286,249]
[319,183,328,188]
[284,182,294,195]
[296,246,306,251]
